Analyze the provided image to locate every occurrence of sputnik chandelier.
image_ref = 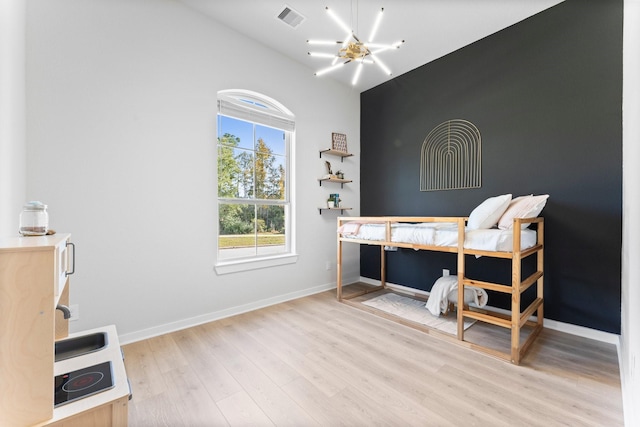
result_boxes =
[307,5,404,85]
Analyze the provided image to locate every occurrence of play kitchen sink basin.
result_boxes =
[55,332,108,362]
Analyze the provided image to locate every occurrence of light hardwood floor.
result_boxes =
[123,285,624,426]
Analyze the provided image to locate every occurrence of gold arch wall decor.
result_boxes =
[420,119,482,191]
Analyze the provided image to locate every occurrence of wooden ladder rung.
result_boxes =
[462,310,512,328]
[520,297,543,324]
[463,279,512,293]
[519,271,544,293]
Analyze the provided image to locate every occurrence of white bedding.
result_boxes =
[340,222,537,252]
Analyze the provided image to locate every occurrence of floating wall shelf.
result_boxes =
[318,207,352,215]
[318,177,353,188]
[319,149,353,162]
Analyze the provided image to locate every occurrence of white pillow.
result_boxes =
[498,194,549,230]
[466,194,512,230]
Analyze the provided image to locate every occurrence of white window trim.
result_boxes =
[215,90,297,273]
[215,253,298,275]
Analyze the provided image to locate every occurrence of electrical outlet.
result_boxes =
[442,269,450,276]
[325,261,332,271]
[69,304,79,321]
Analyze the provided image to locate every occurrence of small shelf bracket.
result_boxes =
[318,207,351,215]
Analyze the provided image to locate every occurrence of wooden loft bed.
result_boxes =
[336,216,545,365]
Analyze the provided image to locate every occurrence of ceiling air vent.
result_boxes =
[277,5,305,29]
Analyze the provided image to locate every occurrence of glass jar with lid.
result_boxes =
[19,201,49,236]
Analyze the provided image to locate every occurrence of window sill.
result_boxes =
[215,253,298,275]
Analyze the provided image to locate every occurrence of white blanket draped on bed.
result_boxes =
[426,275,488,316]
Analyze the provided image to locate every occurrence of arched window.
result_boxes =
[215,90,296,273]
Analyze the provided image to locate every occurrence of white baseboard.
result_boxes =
[118,281,341,345]
[356,277,620,344]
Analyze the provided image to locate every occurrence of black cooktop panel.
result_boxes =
[54,361,114,407]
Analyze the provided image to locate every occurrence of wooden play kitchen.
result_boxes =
[0,234,130,427]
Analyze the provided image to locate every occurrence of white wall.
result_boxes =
[25,0,361,340]
[622,1,640,425]
[0,0,26,236]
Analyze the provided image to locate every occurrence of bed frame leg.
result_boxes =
[380,245,386,288]
[456,218,465,341]
[337,229,343,301]
[537,221,545,329]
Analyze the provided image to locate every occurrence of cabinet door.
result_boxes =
[46,397,128,427]
[54,238,70,300]
[0,249,55,426]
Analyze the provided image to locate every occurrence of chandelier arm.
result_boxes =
[315,59,352,77]
[366,43,394,50]
[325,7,352,35]
[368,8,384,42]
[308,52,339,59]
[369,53,392,76]
[307,40,343,45]
[369,47,390,55]
[351,61,365,85]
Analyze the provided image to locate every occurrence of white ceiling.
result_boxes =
[177,0,563,92]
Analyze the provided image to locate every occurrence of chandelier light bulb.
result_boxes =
[309,52,338,58]
[325,7,352,35]
[368,8,384,42]
[352,62,365,85]
[315,61,348,77]
[370,53,392,76]
[307,40,342,46]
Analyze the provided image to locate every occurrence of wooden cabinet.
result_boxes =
[0,234,129,427]
[45,393,128,427]
[1,234,71,426]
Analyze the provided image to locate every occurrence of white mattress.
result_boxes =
[341,222,537,252]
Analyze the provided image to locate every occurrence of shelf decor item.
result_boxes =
[19,201,49,236]
[324,160,336,179]
[332,132,348,153]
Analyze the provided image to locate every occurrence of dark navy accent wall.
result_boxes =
[360,0,622,334]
